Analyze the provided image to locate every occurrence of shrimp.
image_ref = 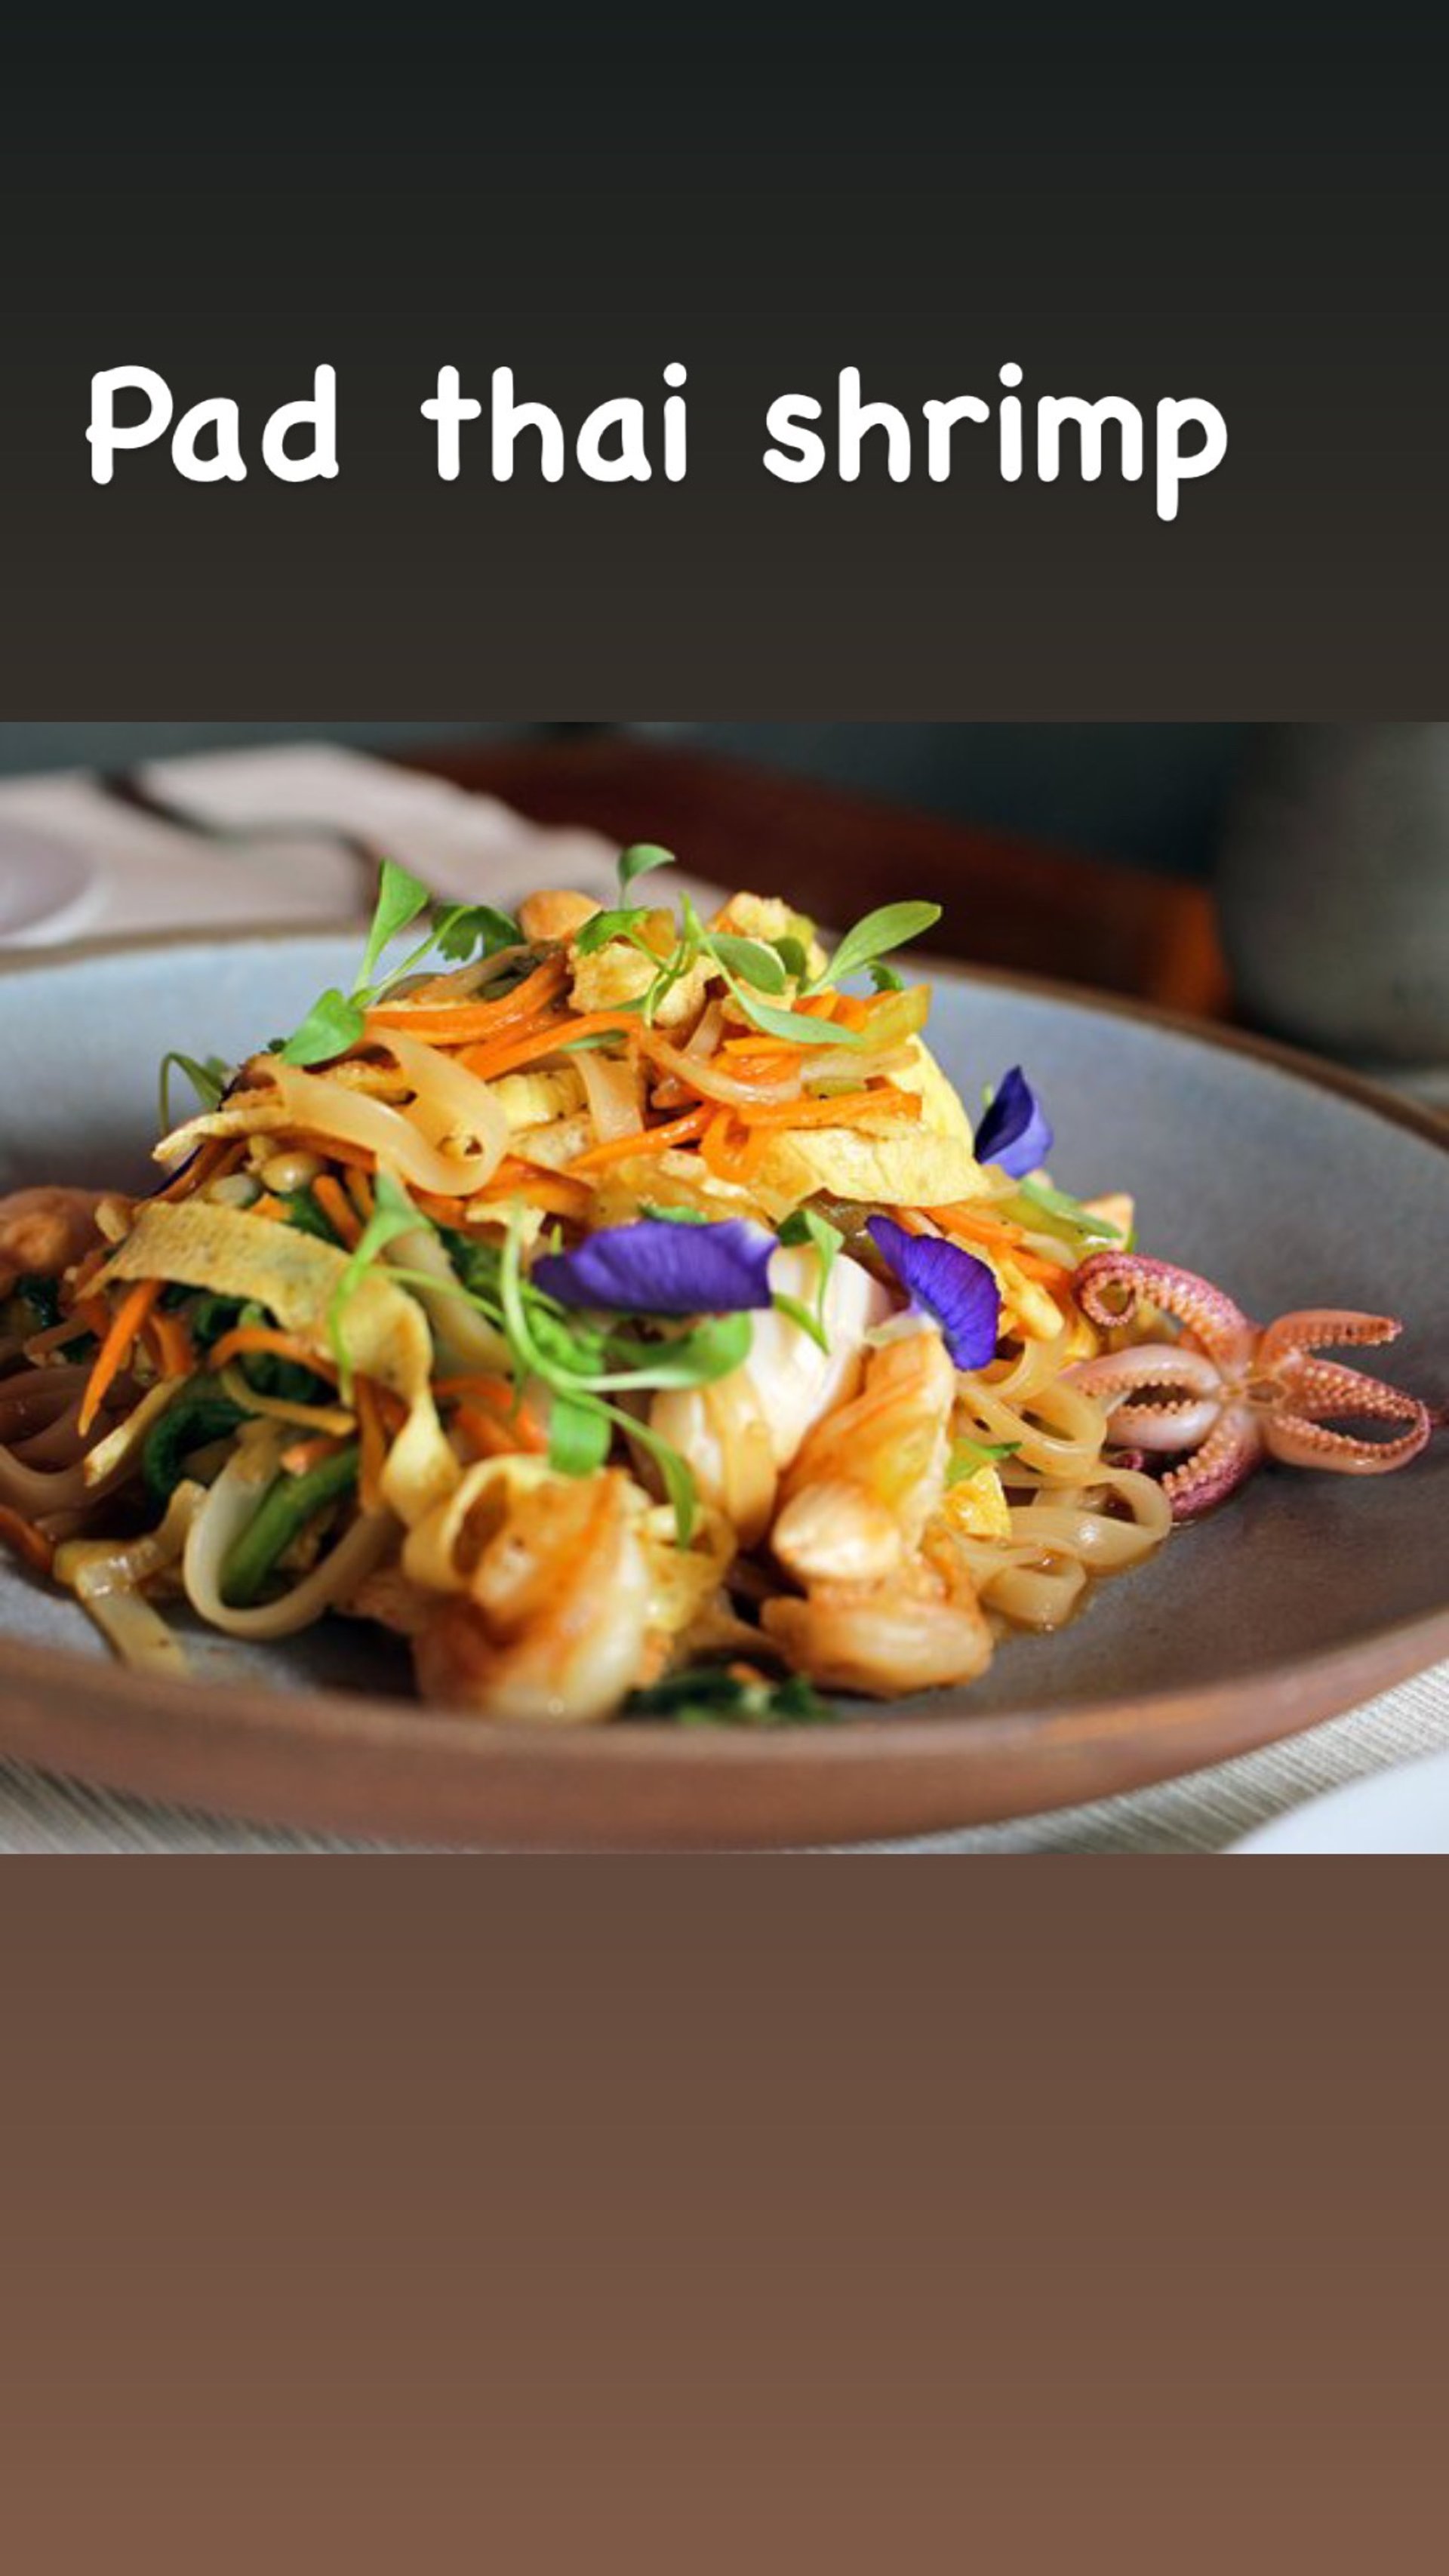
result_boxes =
[761,1556,994,1698]
[770,1326,955,1583]
[403,1456,737,1723]
[0,1186,105,1300]
[761,1325,995,1697]
[406,1458,656,1723]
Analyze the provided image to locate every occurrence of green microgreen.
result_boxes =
[432,903,525,965]
[946,1436,1022,1485]
[158,1051,231,1131]
[617,842,677,896]
[804,900,942,995]
[775,1205,844,1355]
[277,860,524,1066]
[771,934,810,980]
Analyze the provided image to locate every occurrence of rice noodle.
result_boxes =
[217,1363,356,1439]
[54,1484,204,1676]
[639,1028,805,1108]
[575,1045,644,1143]
[268,1055,506,1199]
[946,1318,1174,1634]
[182,1425,397,1640]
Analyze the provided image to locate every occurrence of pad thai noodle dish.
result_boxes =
[0,853,1436,1726]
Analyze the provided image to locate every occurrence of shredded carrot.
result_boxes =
[156,1138,246,1202]
[718,1035,811,1062]
[472,1164,595,1219]
[647,1076,697,1113]
[251,1193,287,1223]
[566,1106,712,1174]
[344,1167,375,1223]
[365,954,569,1045]
[924,1203,1074,1281]
[146,1308,195,1380]
[78,1279,165,1436]
[0,1503,54,1580]
[209,1325,340,1385]
[737,1088,923,1132]
[312,1173,365,1250]
[700,1111,768,1183]
[438,1372,548,1454]
[285,1131,378,1177]
[459,1008,640,1085]
[69,1246,112,1300]
[453,1403,522,1460]
[355,1378,389,1510]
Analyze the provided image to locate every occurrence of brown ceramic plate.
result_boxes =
[2,928,1446,1848]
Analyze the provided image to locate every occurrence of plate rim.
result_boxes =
[2,922,1445,1848]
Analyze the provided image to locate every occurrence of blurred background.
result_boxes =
[0,721,1444,1094]
[0,722,1243,878]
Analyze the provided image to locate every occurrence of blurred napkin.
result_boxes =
[0,741,634,946]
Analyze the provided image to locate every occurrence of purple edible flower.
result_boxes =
[532,1217,777,1316]
[866,1216,1001,1371]
[974,1066,1054,1180]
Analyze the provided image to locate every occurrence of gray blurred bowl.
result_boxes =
[1218,725,1449,1066]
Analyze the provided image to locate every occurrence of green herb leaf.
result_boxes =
[548,1392,614,1478]
[356,860,433,992]
[946,1437,1022,1485]
[572,906,659,959]
[868,959,906,993]
[626,1666,835,1726]
[706,934,788,993]
[590,1311,753,1394]
[809,900,942,993]
[432,903,524,964]
[729,987,866,1048]
[158,1051,230,1131]
[618,842,676,896]
[771,934,810,981]
[142,1379,248,1506]
[641,1202,712,1225]
[278,987,368,1068]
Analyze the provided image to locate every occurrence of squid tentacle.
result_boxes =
[1069,1257,1433,1521]
[1074,1252,1257,1371]
[1264,1408,1432,1476]
[1161,1409,1262,1517]
[1274,1355,1429,1429]
[1257,1309,1403,1368]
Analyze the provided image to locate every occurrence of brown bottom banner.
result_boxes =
[0,1867,1442,2571]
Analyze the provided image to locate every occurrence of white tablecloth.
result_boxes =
[2,741,1444,1853]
